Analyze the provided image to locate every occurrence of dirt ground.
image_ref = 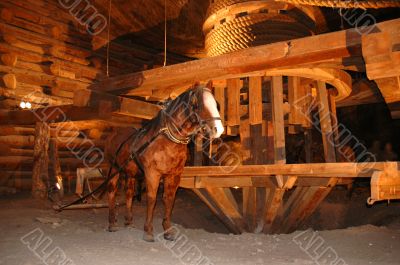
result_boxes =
[0,187,399,265]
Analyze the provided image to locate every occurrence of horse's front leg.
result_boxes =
[143,169,161,242]
[107,170,120,232]
[162,174,181,241]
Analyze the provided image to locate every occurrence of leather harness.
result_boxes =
[57,87,221,210]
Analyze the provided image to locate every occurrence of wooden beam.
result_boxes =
[242,187,257,231]
[249,76,263,125]
[204,187,246,234]
[73,89,161,120]
[213,80,226,125]
[32,122,49,199]
[226,78,241,127]
[0,105,109,125]
[288,76,301,125]
[281,82,338,232]
[271,76,286,187]
[261,76,288,233]
[182,162,395,178]
[89,19,400,98]
[263,188,285,233]
[191,189,240,234]
[317,82,336,163]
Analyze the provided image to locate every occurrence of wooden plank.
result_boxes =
[73,89,161,120]
[271,76,286,165]
[263,188,285,233]
[281,82,339,232]
[182,162,394,178]
[271,76,286,187]
[261,76,287,233]
[90,19,400,98]
[249,76,263,125]
[213,81,226,125]
[288,76,301,125]
[317,81,336,163]
[0,105,110,125]
[32,122,49,199]
[226,78,241,127]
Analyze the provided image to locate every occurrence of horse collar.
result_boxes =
[160,110,191,145]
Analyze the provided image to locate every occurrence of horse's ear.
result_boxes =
[191,94,198,106]
[206,80,213,89]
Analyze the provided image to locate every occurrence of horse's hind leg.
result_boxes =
[107,171,120,232]
[162,174,181,241]
[125,176,136,227]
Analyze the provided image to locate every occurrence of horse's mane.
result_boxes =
[142,85,205,131]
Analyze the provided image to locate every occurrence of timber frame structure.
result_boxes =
[0,0,399,234]
[92,18,400,234]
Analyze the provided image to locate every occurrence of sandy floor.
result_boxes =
[0,188,399,265]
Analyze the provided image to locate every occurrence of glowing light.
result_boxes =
[55,183,61,190]
[19,101,26,109]
[25,102,32,109]
[233,186,240,190]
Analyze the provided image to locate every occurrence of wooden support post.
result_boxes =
[49,138,63,197]
[317,81,336,164]
[262,76,287,233]
[271,76,286,187]
[288,76,301,125]
[214,81,226,125]
[281,82,338,233]
[242,187,257,231]
[32,122,50,199]
[226,78,241,128]
[249,76,263,125]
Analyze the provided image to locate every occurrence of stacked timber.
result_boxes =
[0,0,187,109]
[0,125,108,191]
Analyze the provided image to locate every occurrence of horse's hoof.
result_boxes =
[143,233,155,242]
[164,232,177,241]
[108,226,118,232]
[124,222,136,228]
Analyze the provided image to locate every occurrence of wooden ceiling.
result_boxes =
[90,1,400,59]
[92,0,210,58]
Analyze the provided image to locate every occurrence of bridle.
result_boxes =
[160,87,222,145]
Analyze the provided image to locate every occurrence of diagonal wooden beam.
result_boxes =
[204,187,247,234]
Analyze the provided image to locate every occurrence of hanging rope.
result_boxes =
[275,0,400,9]
[106,0,112,77]
[163,0,168,67]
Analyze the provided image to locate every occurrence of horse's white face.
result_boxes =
[203,90,224,138]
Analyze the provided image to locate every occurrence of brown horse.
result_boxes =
[104,85,223,242]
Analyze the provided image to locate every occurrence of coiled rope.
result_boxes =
[274,0,400,9]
